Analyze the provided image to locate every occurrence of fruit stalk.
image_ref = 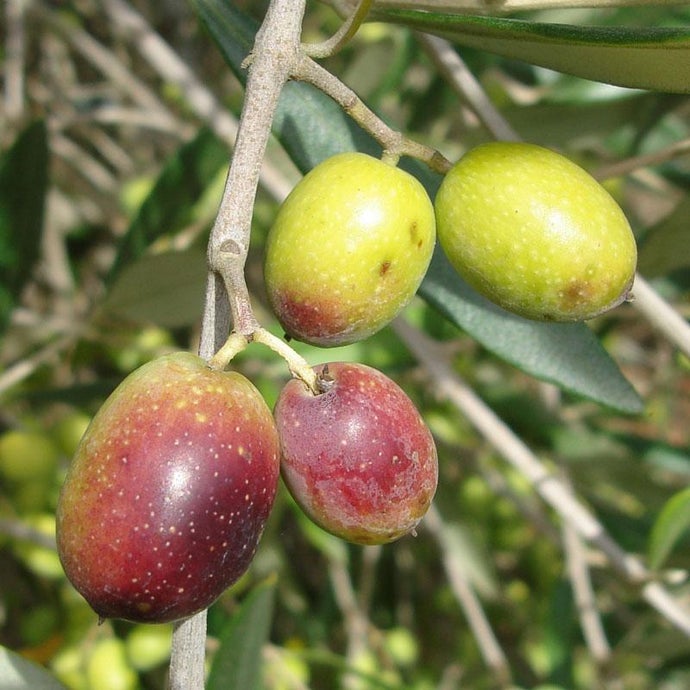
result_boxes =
[293,55,451,173]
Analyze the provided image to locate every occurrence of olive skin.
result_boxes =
[434,142,637,321]
[274,362,438,545]
[265,152,436,346]
[56,352,280,623]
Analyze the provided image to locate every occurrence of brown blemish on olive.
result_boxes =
[559,280,594,310]
[409,221,423,249]
[379,261,391,276]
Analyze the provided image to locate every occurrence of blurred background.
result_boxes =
[2,1,690,689]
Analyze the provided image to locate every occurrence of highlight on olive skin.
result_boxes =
[434,142,637,322]
[264,152,436,347]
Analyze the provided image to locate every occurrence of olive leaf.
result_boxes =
[368,9,690,94]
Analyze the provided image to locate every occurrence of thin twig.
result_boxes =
[328,557,371,690]
[0,336,74,399]
[0,517,58,551]
[34,2,177,124]
[50,133,119,192]
[417,33,520,143]
[424,505,512,687]
[4,0,26,122]
[293,55,452,173]
[175,3,308,688]
[303,0,373,58]
[562,516,612,664]
[630,274,690,360]
[594,136,690,182]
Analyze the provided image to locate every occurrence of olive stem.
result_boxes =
[201,0,307,347]
[302,0,373,58]
[629,273,690,360]
[208,332,250,371]
[252,328,321,394]
[292,54,452,174]
[168,612,207,690]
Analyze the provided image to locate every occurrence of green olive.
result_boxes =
[435,142,637,321]
[264,152,435,346]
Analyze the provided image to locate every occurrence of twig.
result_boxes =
[0,517,58,550]
[202,0,306,345]
[168,611,208,690]
[328,557,371,690]
[416,33,520,143]
[394,317,690,636]
[0,335,74,399]
[303,0,372,58]
[630,274,690,360]
[424,505,512,687]
[293,55,451,173]
[34,2,177,124]
[562,515,612,664]
[4,0,26,122]
[50,132,119,192]
[594,136,690,182]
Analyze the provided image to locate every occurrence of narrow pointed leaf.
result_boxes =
[0,120,48,330]
[0,645,66,689]
[207,576,277,690]
[372,10,690,93]
[421,248,643,413]
[648,487,690,570]
[109,127,227,280]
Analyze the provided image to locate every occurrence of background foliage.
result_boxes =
[1,1,690,689]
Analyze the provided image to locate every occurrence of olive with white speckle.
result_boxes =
[56,352,280,623]
[434,142,637,321]
[264,152,436,346]
[275,362,438,545]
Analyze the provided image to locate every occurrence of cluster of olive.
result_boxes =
[266,143,637,338]
[55,142,636,625]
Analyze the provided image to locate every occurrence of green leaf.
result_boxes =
[0,120,48,330]
[207,576,277,690]
[192,0,643,412]
[0,645,66,689]
[637,194,690,277]
[109,127,227,280]
[648,487,690,570]
[373,10,690,94]
[421,248,643,413]
[102,248,207,327]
